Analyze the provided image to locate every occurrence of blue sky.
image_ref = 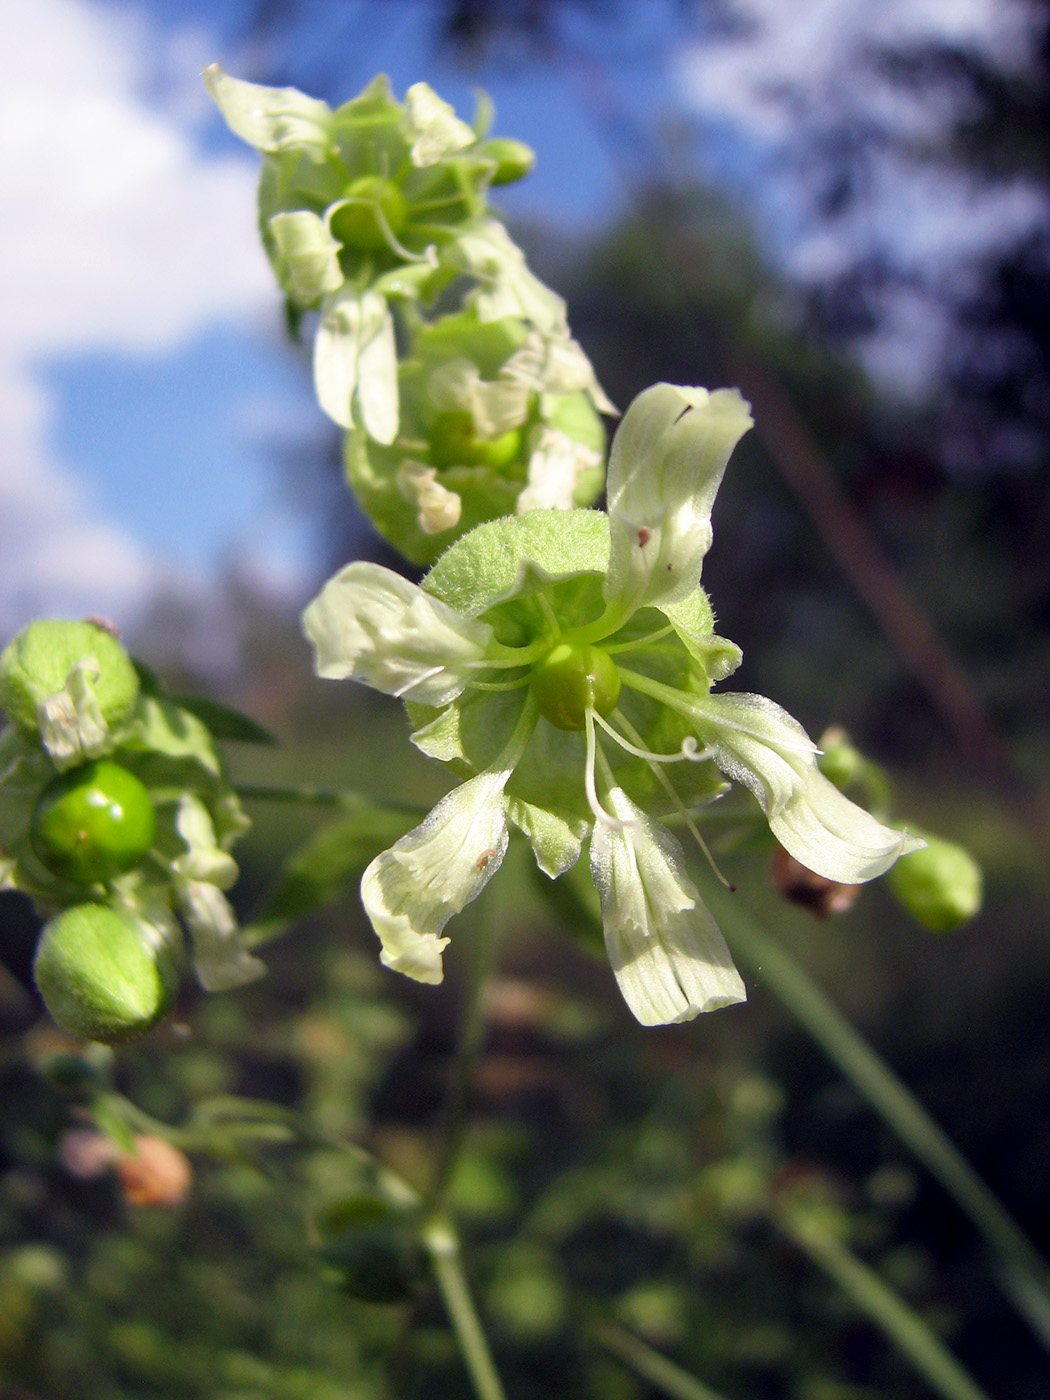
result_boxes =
[1,0,1031,649]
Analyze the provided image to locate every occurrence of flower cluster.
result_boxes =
[206,67,612,557]
[303,384,923,1026]
[0,620,262,1042]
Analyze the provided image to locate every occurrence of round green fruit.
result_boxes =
[429,410,522,470]
[34,905,178,1045]
[531,642,621,731]
[0,619,139,737]
[329,176,408,252]
[31,760,156,885]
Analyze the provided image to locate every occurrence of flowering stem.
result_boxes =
[589,1322,731,1400]
[422,1215,507,1400]
[709,892,1050,1352]
[774,1200,991,1400]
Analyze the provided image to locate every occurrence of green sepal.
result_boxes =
[507,797,586,878]
[0,620,139,740]
[242,800,418,946]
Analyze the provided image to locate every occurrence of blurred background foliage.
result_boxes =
[2,0,1050,1395]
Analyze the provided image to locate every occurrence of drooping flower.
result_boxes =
[344,309,610,564]
[303,383,924,1026]
[204,66,609,452]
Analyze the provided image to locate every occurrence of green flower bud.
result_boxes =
[817,727,865,790]
[328,175,408,252]
[474,137,536,185]
[34,904,179,1044]
[316,1195,422,1303]
[888,832,983,931]
[531,641,621,730]
[30,760,156,885]
[0,620,139,739]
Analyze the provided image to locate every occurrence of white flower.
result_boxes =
[688,692,924,882]
[590,788,745,1025]
[603,383,754,616]
[452,220,569,334]
[361,771,512,982]
[517,430,603,512]
[302,561,493,706]
[397,461,464,535]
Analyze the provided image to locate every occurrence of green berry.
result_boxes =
[34,905,178,1045]
[329,175,407,252]
[531,642,621,731]
[31,760,156,885]
[0,619,139,737]
[888,833,983,932]
[475,137,536,186]
[429,410,523,470]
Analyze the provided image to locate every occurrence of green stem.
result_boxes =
[709,892,1050,1351]
[775,1202,991,1400]
[423,1215,508,1400]
[590,1322,732,1400]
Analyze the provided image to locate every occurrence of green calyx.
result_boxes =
[530,641,621,730]
[33,904,179,1045]
[30,759,156,885]
[0,619,139,738]
[888,832,983,931]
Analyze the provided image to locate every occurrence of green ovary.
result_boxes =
[530,642,621,731]
[329,176,408,251]
[30,760,156,885]
[429,411,523,470]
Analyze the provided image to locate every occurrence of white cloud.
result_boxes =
[0,0,275,636]
[678,0,1045,393]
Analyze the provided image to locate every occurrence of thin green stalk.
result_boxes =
[590,1322,732,1400]
[423,1216,507,1400]
[776,1202,991,1400]
[709,891,1050,1351]
[234,781,425,813]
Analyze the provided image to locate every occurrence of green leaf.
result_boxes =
[168,695,277,746]
[243,800,417,945]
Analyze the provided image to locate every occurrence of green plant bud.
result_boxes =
[475,137,536,185]
[316,1195,422,1303]
[0,619,139,737]
[428,410,523,470]
[30,760,156,885]
[888,833,983,931]
[329,175,407,251]
[34,904,178,1044]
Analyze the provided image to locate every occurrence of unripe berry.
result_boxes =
[31,760,156,885]
[34,905,178,1044]
[0,619,138,737]
[888,834,982,932]
[429,410,522,470]
[329,175,407,252]
[531,642,621,731]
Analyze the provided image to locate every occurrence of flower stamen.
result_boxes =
[584,709,632,831]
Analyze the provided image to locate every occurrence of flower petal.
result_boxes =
[361,772,511,983]
[303,561,493,706]
[176,879,266,992]
[689,692,925,882]
[517,430,602,512]
[404,82,477,166]
[452,220,568,334]
[314,288,398,441]
[604,384,753,616]
[203,64,332,159]
[590,789,745,1026]
[269,210,344,306]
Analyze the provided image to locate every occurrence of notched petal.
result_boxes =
[204,64,332,159]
